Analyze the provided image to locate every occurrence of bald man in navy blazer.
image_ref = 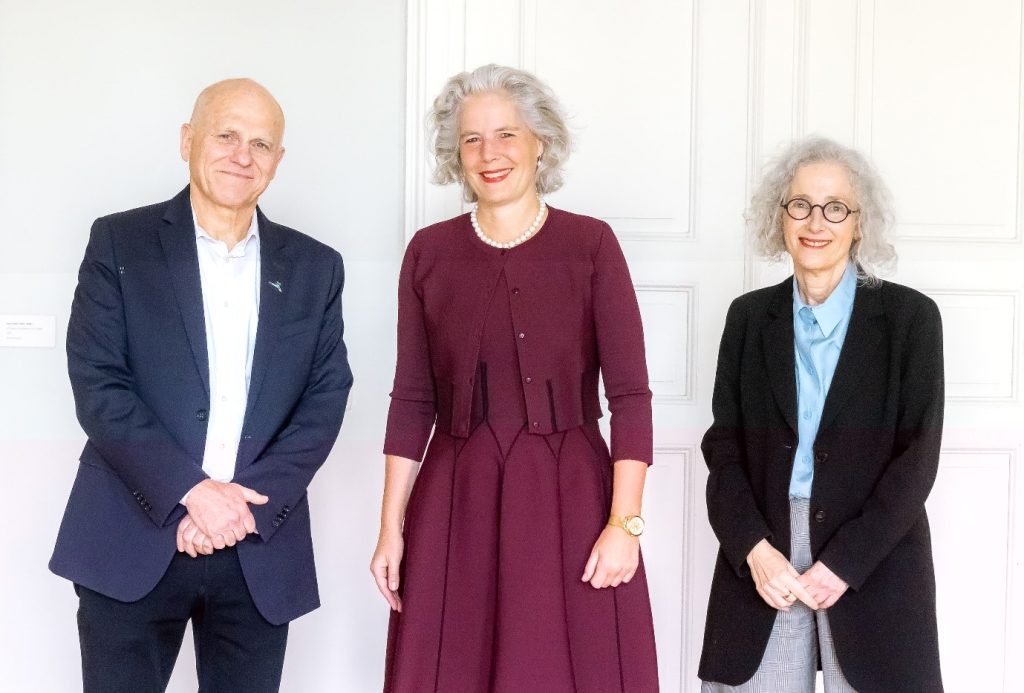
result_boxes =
[49,78,353,692]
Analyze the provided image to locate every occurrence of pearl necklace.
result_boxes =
[470,196,547,249]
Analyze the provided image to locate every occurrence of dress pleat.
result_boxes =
[385,272,659,693]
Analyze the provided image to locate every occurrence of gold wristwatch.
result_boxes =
[608,514,645,537]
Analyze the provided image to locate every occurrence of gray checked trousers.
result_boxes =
[701,498,858,693]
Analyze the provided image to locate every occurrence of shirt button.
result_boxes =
[512,288,520,295]
[524,377,532,384]
[221,395,228,402]
[532,421,540,428]
[518,332,525,339]
[219,443,226,449]
[223,301,230,308]
[803,411,812,420]
[814,510,826,523]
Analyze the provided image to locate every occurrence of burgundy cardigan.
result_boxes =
[384,207,652,465]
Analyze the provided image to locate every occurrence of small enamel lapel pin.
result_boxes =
[268,280,283,293]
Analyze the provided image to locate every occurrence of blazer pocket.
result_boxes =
[276,317,319,341]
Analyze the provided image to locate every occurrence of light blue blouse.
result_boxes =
[789,263,857,499]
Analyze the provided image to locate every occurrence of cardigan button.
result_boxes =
[814,509,826,523]
[518,332,525,339]
[512,288,520,295]
[524,377,532,384]
[532,421,540,428]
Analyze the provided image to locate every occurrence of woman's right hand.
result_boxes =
[370,528,404,612]
[746,538,818,611]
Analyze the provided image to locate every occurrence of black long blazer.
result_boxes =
[699,276,944,692]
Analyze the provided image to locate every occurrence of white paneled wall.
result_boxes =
[407,1,1024,690]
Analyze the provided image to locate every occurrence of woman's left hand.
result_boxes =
[798,560,849,608]
[582,526,639,589]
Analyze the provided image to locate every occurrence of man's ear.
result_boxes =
[179,123,192,162]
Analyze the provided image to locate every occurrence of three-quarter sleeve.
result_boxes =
[383,236,437,461]
[592,225,653,465]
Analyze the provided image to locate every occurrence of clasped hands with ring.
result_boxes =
[746,538,850,612]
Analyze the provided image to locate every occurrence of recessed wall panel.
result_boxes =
[645,447,693,692]
[532,0,694,238]
[927,450,1012,692]
[637,285,694,402]
[929,291,1017,400]
[869,1,1022,241]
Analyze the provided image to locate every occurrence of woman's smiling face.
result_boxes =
[458,91,543,208]
[782,161,859,275]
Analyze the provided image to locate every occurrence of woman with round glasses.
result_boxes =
[370,64,659,691]
[699,137,944,692]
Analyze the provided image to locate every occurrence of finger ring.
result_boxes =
[785,592,797,601]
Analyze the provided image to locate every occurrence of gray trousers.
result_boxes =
[702,498,857,693]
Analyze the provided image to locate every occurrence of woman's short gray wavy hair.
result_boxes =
[429,64,573,202]
[748,136,897,282]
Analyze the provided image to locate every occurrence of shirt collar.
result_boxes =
[191,207,260,256]
[793,263,857,337]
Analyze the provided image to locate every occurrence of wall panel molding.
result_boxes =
[926,289,1019,402]
[636,283,697,403]
[650,444,698,691]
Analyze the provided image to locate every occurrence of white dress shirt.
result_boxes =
[193,210,261,483]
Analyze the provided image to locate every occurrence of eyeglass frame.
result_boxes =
[780,198,859,224]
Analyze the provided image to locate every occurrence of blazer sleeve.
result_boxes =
[702,298,773,577]
[592,225,653,465]
[232,251,353,542]
[67,218,208,527]
[817,296,944,590]
[383,235,437,462]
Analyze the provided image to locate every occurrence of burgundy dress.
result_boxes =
[383,209,659,692]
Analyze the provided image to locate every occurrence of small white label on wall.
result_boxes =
[0,315,57,348]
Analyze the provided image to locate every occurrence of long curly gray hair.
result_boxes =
[748,136,897,282]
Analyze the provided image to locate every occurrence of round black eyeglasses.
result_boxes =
[781,199,859,223]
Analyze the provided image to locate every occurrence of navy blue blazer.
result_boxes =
[50,187,353,625]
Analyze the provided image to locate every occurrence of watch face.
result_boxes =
[625,516,645,536]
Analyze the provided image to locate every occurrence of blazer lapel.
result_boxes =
[818,282,886,432]
[762,279,798,434]
[159,187,210,396]
[244,210,292,427]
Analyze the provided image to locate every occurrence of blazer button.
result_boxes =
[195,409,208,421]
[814,509,826,523]
[814,451,828,464]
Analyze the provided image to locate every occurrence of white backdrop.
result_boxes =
[408,1,1024,692]
[2,1,1023,692]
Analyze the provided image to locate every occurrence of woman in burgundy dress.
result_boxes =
[370,64,659,692]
